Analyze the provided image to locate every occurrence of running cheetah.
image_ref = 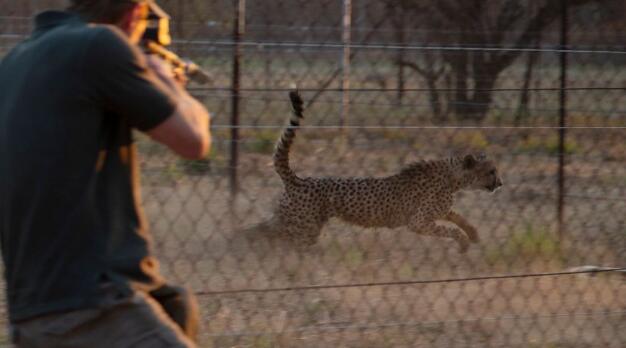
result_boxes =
[248,91,503,253]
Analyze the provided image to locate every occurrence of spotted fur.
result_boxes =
[251,91,503,253]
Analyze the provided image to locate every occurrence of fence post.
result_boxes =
[340,0,352,128]
[230,0,245,197]
[557,0,568,240]
[394,7,406,103]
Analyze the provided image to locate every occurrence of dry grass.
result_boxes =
[0,129,623,347]
[138,129,626,347]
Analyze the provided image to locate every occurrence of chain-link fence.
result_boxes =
[1,0,625,347]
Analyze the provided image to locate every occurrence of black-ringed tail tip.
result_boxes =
[289,90,304,112]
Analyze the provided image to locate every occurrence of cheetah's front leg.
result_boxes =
[408,218,470,253]
[443,210,479,243]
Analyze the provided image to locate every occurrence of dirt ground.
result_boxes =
[135,127,626,347]
[0,128,624,347]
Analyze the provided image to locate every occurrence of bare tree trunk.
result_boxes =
[515,35,542,126]
[448,52,470,120]
[393,7,406,104]
[443,72,453,120]
[467,73,498,122]
[397,59,445,123]
[340,0,352,128]
[425,77,441,121]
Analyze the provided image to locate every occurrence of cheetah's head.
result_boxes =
[459,153,503,193]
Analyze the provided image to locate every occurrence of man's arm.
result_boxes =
[146,95,210,160]
[143,55,211,160]
[88,27,211,159]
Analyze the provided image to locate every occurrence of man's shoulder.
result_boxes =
[83,24,143,66]
[51,23,129,57]
[41,20,129,51]
[86,24,131,47]
[20,22,126,62]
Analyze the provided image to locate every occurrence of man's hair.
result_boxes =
[68,0,141,24]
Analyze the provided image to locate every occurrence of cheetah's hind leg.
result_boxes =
[238,216,283,244]
[280,222,324,250]
[236,216,324,253]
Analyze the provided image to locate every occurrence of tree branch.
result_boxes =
[495,0,600,71]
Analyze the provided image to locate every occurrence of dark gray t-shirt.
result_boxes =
[0,11,177,322]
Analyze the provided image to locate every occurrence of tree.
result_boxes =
[392,0,602,122]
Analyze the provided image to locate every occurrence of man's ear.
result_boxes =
[119,4,148,43]
[463,154,477,170]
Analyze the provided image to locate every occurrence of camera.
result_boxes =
[142,2,211,85]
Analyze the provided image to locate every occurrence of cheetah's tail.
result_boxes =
[273,90,304,184]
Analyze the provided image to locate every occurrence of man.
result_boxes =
[0,0,210,347]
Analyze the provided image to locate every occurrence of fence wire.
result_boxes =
[1,0,626,347]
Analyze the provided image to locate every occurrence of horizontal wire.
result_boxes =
[190,90,626,112]
[243,23,624,38]
[0,18,621,41]
[2,28,623,55]
[194,267,626,296]
[193,94,626,115]
[181,39,626,55]
[1,33,622,53]
[145,143,614,162]
[2,31,616,55]
[0,33,25,39]
[142,161,626,201]
[141,166,626,203]
[522,192,626,203]
[189,87,626,93]
[2,35,624,56]
[203,310,626,338]
[208,125,626,130]
[142,163,626,198]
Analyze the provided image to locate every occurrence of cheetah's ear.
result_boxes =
[463,154,478,170]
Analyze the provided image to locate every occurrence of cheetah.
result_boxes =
[248,91,503,253]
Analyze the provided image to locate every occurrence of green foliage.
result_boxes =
[328,242,366,268]
[344,247,365,268]
[517,135,580,155]
[486,224,563,266]
[163,161,185,182]
[177,145,226,176]
[382,129,411,141]
[397,262,414,279]
[303,298,327,325]
[213,335,284,348]
[452,131,490,150]
[244,130,279,154]
[251,335,276,348]
[179,158,211,175]
[527,343,560,348]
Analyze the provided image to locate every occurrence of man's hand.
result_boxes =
[145,54,188,92]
